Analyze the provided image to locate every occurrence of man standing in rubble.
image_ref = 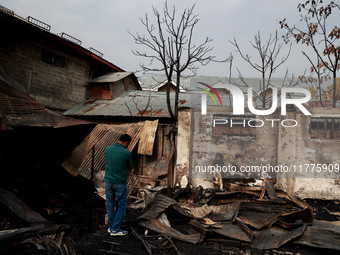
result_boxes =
[104,134,132,236]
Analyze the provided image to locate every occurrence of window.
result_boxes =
[213,114,256,137]
[310,118,340,140]
[41,50,66,68]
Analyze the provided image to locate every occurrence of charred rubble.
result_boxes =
[1,173,340,255]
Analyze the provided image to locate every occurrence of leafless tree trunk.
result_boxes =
[230,31,291,108]
[130,1,218,121]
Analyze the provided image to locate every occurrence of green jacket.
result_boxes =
[104,143,132,184]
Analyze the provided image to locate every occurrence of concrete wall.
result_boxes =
[189,107,279,189]
[0,39,89,110]
[277,107,340,199]
[186,106,340,199]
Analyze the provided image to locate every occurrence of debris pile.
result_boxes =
[0,186,79,254]
[130,180,340,253]
[2,177,340,254]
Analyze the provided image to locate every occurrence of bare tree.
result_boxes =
[125,90,153,120]
[280,0,340,107]
[130,1,217,120]
[230,31,292,108]
[298,56,330,106]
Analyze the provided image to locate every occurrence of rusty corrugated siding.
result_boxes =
[62,122,144,179]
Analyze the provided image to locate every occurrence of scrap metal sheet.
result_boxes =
[138,194,177,220]
[212,222,252,242]
[62,122,144,179]
[251,225,306,249]
[293,220,340,251]
[139,218,201,244]
[237,211,279,229]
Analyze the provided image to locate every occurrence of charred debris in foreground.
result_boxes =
[1,177,340,255]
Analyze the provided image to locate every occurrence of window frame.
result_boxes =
[41,50,67,68]
[310,117,340,140]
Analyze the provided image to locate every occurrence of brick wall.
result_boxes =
[0,39,89,110]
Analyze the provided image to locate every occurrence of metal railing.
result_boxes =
[60,32,82,45]
[1,5,105,59]
[0,5,14,15]
[26,16,51,31]
[88,47,103,57]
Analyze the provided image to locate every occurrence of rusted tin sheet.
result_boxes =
[0,78,90,129]
[138,194,177,220]
[139,218,201,244]
[293,220,340,251]
[212,222,252,242]
[180,204,213,219]
[251,225,307,249]
[237,211,279,229]
[137,120,159,155]
[62,122,144,179]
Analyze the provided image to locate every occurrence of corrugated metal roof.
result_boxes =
[90,72,133,83]
[62,122,144,179]
[64,91,190,118]
[0,75,91,130]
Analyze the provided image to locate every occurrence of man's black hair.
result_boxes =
[119,134,132,143]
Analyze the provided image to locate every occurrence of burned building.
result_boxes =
[1,4,339,254]
[0,5,138,251]
[0,5,133,111]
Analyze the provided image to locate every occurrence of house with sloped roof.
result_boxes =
[0,5,139,111]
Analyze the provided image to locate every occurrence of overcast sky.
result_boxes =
[1,0,339,78]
